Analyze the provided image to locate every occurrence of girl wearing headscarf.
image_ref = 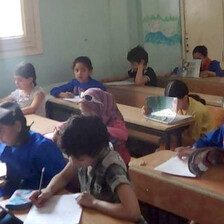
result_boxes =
[79,88,130,164]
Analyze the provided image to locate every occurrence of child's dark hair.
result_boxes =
[165,80,189,99]
[0,102,29,144]
[165,80,206,104]
[15,62,37,86]
[72,56,93,70]
[127,45,148,64]
[192,45,208,57]
[59,115,110,158]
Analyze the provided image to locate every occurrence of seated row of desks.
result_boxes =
[46,97,193,150]
[157,75,224,96]
[25,114,224,224]
[106,84,223,108]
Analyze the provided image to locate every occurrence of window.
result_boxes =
[0,0,43,59]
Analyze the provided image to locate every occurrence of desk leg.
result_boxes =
[164,132,171,150]
[176,129,182,147]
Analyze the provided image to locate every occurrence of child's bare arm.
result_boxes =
[135,60,149,85]
[22,92,44,115]
[200,70,216,78]
[30,161,76,207]
[77,184,141,222]
[0,95,13,103]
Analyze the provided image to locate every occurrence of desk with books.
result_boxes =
[128,150,224,224]
[46,98,193,149]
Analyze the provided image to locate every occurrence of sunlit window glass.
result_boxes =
[0,0,24,38]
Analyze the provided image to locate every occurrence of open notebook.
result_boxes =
[145,96,191,124]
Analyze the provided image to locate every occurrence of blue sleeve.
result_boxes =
[50,80,77,97]
[193,125,224,148]
[96,81,106,91]
[33,141,66,187]
[0,143,6,160]
[209,60,223,77]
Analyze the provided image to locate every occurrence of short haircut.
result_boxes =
[72,56,93,70]
[127,45,148,64]
[165,80,189,99]
[15,62,37,86]
[192,45,208,57]
[59,115,110,158]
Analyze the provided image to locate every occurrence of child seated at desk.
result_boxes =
[0,62,46,117]
[193,45,223,77]
[176,124,224,177]
[101,45,157,86]
[177,124,224,158]
[50,56,106,98]
[52,88,130,165]
[30,115,146,223]
[0,102,66,198]
[165,80,216,144]
[143,80,216,145]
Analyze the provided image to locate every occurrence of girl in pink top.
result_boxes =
[79,88,130,164]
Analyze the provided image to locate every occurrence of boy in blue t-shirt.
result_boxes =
[50,56,106,98]
[101,45,157,86]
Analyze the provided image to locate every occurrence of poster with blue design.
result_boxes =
[142,0,181,46]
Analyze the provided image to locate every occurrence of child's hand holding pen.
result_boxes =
[29,167,52,208]
[29,188,53,208]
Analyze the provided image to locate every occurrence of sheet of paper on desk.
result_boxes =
[154,156,196,178]
[0,162,6,177]
[63,96,80,103]
[24,194,82,224]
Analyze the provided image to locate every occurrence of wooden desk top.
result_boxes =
[25,114,60,135]
[106,84,224,108]
[47,98,193,132]
[129,151,224,223]
[0,198,133,224]
[129,150,224,195]
[169,76,224,96]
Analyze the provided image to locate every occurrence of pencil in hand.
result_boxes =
[38,167,45,196]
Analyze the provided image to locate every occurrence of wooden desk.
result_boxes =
[46,98,193,149]
[159,75,224,96]
[129,150,224,224]
[106,84,224,108]
[0,198,133,224]
[25,114,59,135]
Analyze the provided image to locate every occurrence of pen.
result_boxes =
[38,167,45,195]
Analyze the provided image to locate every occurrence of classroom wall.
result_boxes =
[0,0,137,97]
[0,0,181,97]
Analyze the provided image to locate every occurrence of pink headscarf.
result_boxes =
[79,88,124,126]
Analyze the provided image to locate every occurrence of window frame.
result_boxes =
[0,0,43,59]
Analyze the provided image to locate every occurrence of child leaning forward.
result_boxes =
[30,115,147,223]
